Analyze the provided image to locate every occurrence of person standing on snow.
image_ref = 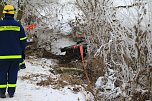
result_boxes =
[0,4,26,98]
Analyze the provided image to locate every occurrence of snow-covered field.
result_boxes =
[1,58,87,101]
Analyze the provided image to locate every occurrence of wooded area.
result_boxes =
[0,0,152,101]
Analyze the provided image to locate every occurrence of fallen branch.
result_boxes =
[55,67,83,73]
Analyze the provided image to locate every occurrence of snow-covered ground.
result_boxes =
[1,58,88,101]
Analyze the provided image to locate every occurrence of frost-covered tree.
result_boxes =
[76,0,152,100]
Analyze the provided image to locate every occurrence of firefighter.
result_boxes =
[0,5,26,98]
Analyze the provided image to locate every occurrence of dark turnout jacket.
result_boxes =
[0,15,26,61]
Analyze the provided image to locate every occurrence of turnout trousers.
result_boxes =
[0,61,19,95]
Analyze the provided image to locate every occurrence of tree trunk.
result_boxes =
[0,0,4,19]
[16,0,25,22]
[150,70,152,101]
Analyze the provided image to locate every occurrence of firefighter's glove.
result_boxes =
[19,61,26,69]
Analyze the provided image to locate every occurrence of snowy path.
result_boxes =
[1,59,86,101]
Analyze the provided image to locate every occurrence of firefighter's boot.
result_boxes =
[0,92,6,98]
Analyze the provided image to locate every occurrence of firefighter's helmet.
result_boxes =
[3,5,16,14]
